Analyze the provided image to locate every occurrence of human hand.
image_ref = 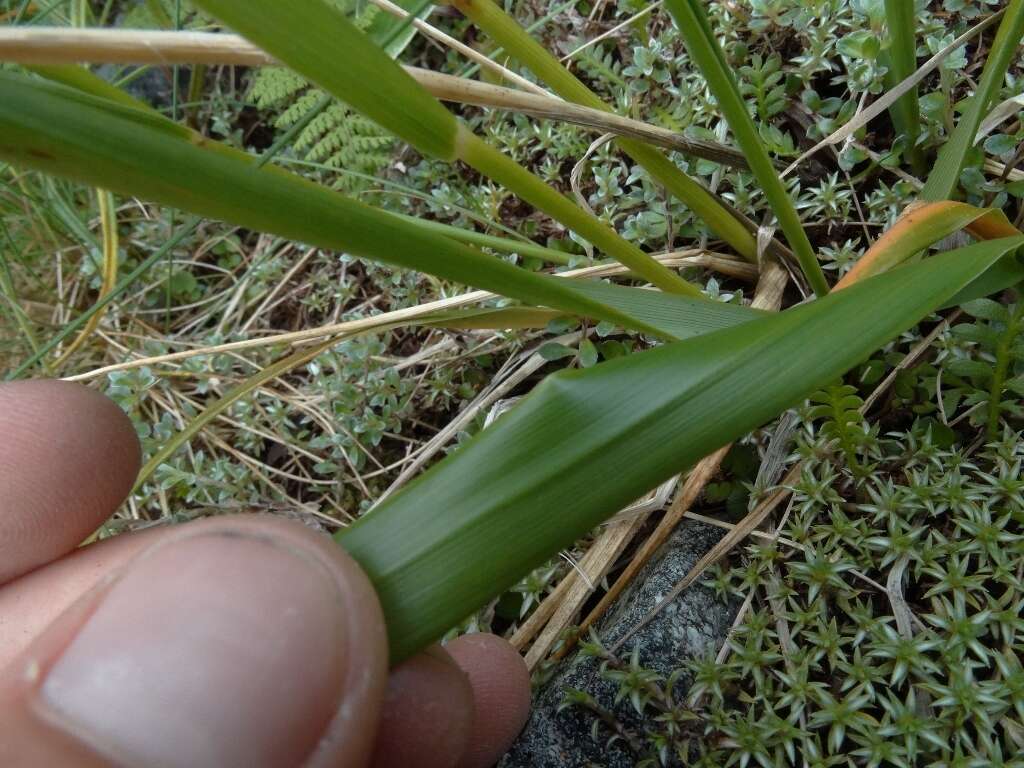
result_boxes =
[0,380,530,767]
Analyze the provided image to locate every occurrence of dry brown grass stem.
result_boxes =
[366,0,550,96]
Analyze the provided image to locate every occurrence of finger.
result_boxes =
[1,521,515,768]
[370,646,473,768]
[445,634,531,768]
[0,522,162,669]
[0,380,140,583]
[0,516,388,768]
[0,519,530,767]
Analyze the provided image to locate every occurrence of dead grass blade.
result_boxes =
[834,201,1021,291]
[53,189,119,368]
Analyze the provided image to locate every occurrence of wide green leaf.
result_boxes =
[337,237,1024,662]
[0,71,692,338]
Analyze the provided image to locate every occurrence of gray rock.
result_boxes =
[501,521,736,768]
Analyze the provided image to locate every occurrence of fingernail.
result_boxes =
[36,531,350,768]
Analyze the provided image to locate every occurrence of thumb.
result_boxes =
[0,517,388,768]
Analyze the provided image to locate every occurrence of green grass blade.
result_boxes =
[450,0,758,263]
[392,275,768,341]
[0,72,687,338]
[339,236,1023,662]
[371,0,433,58]
[663,0,830,297]
[396,214,573,266]
[921,0,1024,202]
[562,279,763,339]
[194,0,696,296]
[27,62,156,111]
[455,129,700,296]
[414,278,764,342]
[883,0,924,174]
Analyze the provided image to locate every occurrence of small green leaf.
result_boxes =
[952,323,1000,346]
[538,342,576,361]
[945,359,994,380]
[578,339,599,368]
[838,30,881,60]
[984,133,1017,157]
[963,298,1011,322]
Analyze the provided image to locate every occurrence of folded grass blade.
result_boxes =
[338,237,1023,662]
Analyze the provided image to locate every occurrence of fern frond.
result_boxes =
[247,0,394,194]
[250,67,308,109]
[809,384,869,476]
